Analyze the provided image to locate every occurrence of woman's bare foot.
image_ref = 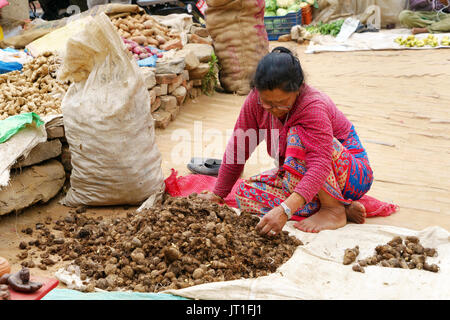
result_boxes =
[345,201,366,224]
[412,27,428,35]
[293,205,346,233]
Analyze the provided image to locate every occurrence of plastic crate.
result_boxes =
[264,10,303,41]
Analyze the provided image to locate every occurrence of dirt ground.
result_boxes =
[0,42,449,284]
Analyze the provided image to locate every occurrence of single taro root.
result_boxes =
[343,246,359,265]
[348,236,439,273]
[17,194,303,292]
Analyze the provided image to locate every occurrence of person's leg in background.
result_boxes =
[428,12,450,32]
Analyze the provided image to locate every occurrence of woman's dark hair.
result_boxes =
[251,47,304,92]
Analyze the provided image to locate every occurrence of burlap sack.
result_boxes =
[58,13,164,207]
[206,0,269,95]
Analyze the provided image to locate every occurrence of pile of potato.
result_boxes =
[0,52,69,120]
[110,13,180,49]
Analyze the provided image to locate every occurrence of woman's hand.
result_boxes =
[255,205,288,236]
[197,191,225,204]
[255,192,305,237]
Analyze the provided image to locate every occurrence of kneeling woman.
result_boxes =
[200,47,374,235]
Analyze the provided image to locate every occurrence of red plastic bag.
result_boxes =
[0,1,9,10]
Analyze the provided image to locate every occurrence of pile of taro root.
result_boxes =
[18,194,303,292]
[343,236,439,273]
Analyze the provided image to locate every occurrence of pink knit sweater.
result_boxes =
[213,84,353,204]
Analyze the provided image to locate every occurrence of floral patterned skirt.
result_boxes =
[235,125,374,219]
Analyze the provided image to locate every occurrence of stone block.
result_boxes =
[168,74,184,93]
[151,97,161,113]
[181,69,189,81]
[168,105,180,121]
[148,88,157,104]
[156,73,179,85]
[159,95,178,114]
[12,139,62,168]
[155,57,186,75]
[172,86,188,105]
[183,80,194,91]
[152,110,172,129]
[189,63,210,80]
[46,126,65,139]
[0,160,66,216]
[183,43,214,63]
[175,49,200,70]
[153,84,168,96]
[140,67,157,89]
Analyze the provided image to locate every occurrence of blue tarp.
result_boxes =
[42,288,190,300]
[0,60,22,74]
[138,54,158,68]
[0,48,25,74]
[137,46,164,68]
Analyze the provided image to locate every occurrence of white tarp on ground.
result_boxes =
[306,29,450,53]
[163,223,450,300]
[0,120,47,189]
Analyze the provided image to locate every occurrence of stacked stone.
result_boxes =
[0,119,67,216]
[142,25,216,129]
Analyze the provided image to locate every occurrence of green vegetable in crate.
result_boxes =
[287,3,301,13]
[276,8,289,16]
[264,11,277,17]
[276,0,295,9]
[265,0,277,13]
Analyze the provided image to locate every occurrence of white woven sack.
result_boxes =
[58,13,164,207]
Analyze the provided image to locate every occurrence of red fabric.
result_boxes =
[165,170,398,220]
[0,1,9,10]
[212,84,353,204]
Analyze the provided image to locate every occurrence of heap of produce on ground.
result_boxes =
[305,19,345,37]
[344,236,439,273]
[394,34,449,48]
[16,194,303,293]
[123,38,163,61]
[110,13,183,58]
[0,52,68,120]
[265,0,316,17]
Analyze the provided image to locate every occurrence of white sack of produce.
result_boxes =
[58,13,165,207]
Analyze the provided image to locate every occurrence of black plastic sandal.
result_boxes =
[187,157,222,176]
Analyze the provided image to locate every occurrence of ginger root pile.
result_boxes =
[110,13,180,49]
[0,52,68,120]
[17,194,303,293]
